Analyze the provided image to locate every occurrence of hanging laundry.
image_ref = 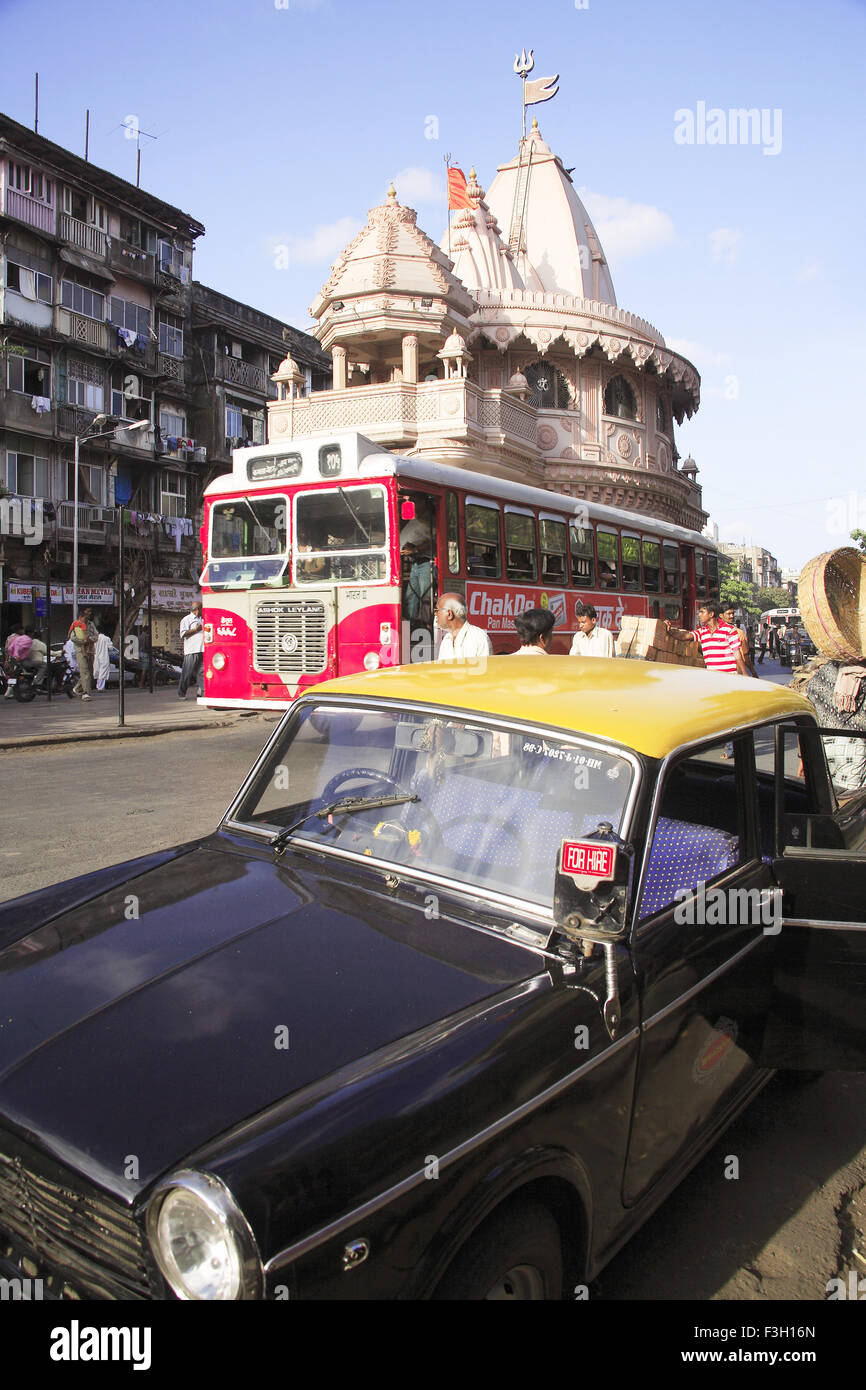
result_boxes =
[134,333,147,353]
[117,326,137,349]
[30,395,51,415]
[18,268,37,300]
[169,518,185,551]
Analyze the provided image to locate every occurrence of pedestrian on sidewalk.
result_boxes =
[93,628,112,692]
[4,626,30,698]
[178,601,204,699]
[69,607,97,700]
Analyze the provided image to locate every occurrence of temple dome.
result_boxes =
[444,167,526,294]
[484,121,616,304]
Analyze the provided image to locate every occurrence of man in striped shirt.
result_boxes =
[665,603,747,675]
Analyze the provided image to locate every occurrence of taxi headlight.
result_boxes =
[211,651,227,671]
[146,1170,263,1300]
[363,651,380,671]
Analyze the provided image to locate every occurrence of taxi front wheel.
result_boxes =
[433,1200,563,1300]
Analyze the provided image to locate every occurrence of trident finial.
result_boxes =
[513,48,534,78]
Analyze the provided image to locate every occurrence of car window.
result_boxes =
[638,740,743,921]
[230,705,635,911]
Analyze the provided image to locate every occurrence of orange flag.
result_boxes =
[447,166,473,210]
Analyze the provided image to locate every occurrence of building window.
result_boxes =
[158,240,189,282]
[159,408,187,439]
[159,314,184,358]
[5,450,51,497]
[62,186,88,222]
[6,343,51,395]
[7,163,53,203]
[159,470,187,518]
[60,278,105,321]
[111,368,151,422]
[68,370,105,413]
[604,375,638,420]
[110,296,151,336]
[523,361,572,409]
[656,397,667,433]
[225,401,264,446]
[6,261,52,302]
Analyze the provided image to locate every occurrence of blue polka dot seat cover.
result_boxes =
[640,818,739,918]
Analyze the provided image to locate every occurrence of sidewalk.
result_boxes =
[0,685,250,750]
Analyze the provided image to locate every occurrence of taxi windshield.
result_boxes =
[205,496,288,588]
[229,704,634,912]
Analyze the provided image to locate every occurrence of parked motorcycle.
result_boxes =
[6,657,76,701]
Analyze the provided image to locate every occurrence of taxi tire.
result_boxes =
[433,1200,563,1301]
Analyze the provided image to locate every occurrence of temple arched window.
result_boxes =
[523,361,572,410]
[656,396,668,433]
[604,374,637,420]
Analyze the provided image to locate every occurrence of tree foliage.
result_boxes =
[850,529,866,554]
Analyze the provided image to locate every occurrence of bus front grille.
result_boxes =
[255,601,327,675]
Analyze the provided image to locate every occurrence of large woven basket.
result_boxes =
[798,547,866,660]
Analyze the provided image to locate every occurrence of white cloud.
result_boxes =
[709,227,743,265]
[578,189,676,261]
[392,166,444,204]
[666,338,731,368]
[273,217,362,265]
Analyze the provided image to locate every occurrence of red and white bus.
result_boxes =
[199,432,720,708]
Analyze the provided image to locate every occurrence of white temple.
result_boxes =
[269,104,704,529]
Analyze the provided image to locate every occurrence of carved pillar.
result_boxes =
[332,344,348,390]
[402,334,419,384]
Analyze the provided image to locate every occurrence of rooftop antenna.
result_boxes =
[34,73,39,133]
[85,109,90,162]
[121,116,159,187]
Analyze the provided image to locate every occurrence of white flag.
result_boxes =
[525,74,559,106]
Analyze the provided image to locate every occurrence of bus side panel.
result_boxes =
[465,582,648,652]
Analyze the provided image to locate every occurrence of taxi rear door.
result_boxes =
[762,721,866,1071]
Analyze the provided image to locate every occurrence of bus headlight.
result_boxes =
[363,652,380,671]
[211,652,227,671]
[146,1171,263,1301]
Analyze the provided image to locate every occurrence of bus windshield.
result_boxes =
[294,486,388,584]
[205,496,288,588]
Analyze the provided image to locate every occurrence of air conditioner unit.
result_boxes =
[92,506,117,524]
[193,446,207,463]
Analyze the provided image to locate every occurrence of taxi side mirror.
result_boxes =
[552,828,634,942]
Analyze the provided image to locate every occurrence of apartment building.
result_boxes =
[0,111,330,650]
[718,542,782,590]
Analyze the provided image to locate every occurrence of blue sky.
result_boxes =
[4,0,865,569]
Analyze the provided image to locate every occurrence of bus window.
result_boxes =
[295,485,388,584]
[466,501,501,578]
[569,520,594,587]
[505,510,537,582]
[695,551,709,600]
[707,554,720,601]
[446,491,460,574]
[622,534,642,592]
[540,518,567,585]
[206,495,289,588]
[597,529,620,590]
[663,543,680,594]
[642,539,661,593]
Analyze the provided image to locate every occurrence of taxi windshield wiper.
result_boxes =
[271,793,419,852]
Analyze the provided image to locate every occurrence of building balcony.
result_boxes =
[158,353,185,384]
[0,391,55,434]
[267,379,542,470]
[109,329,157,372]
[1,290,54,333]
[56,404,111,439]
[214,354,268,395]
[3,187,55,235]
[108,240,156,283]
[58,213,108,260]
[54,305,108,350]
[56,500,113,537]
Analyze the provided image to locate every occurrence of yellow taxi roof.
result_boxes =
[308,657,813,760]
